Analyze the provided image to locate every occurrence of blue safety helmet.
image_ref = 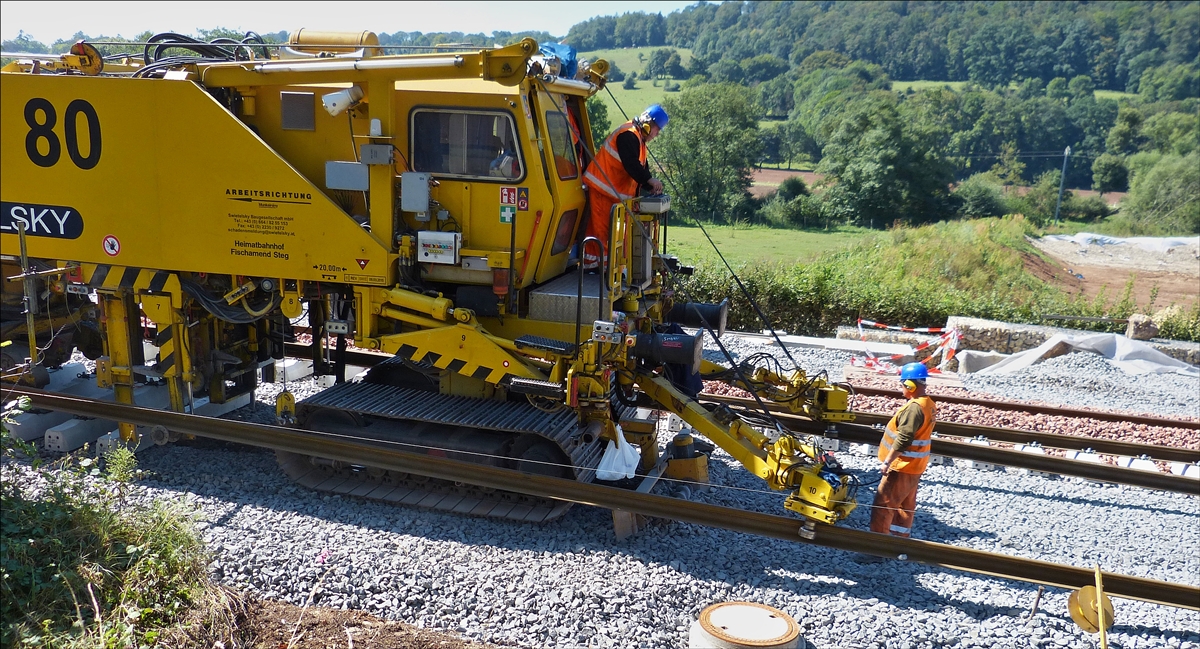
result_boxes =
[640,104,669,129]
[899,362,929,382]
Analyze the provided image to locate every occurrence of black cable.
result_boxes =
[602,87,811,382]
[541,86,796,439]
[179,279,279,324]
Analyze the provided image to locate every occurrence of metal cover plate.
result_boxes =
[528,270,605,324]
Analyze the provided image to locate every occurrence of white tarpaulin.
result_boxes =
[971,332,1199,377]
[1042,232,1200,254]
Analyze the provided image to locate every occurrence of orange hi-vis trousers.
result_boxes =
[869,470,921,538]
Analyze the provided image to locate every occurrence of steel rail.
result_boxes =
[848,385,1200,432]
[7,386,1199,611]
[703,394,1200,465]
[707,396,1199,494]
[280,342,1200,460]
[848,410,1200,464]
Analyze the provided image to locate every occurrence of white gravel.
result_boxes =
[960,352,1200,419]
[6,334,1199,648]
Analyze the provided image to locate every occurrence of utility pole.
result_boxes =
[1052,146,1071,225]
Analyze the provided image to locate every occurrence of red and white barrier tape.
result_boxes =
[852,319,961,374]
[857,318,948,334]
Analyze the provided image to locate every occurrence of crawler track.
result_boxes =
[9,386,1200,611]
[277,376,604,522]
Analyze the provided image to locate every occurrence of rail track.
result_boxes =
[7,386,1199,612]
[703,393,1199,495]
[281,342,1199,491]
[848,385,1200,432]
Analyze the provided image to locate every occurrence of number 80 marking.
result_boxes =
[24,98,102,169]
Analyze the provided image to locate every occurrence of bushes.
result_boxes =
[671,216,1198,342]
[953,173,1006,218]
[1113,152,1200,235]
[1,421,227,647]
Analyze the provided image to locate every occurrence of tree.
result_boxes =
[1017,170,1069,227]
[757,75,794,119]
[587,97,612,142]
[1067,75,1096,102]
[1119,153,1200,234]
[707,59,744,83]
[665,51,685,79]
[1142,110,1199,156]
[741,54,788,84]
[623,72,638,90]
[989,141,1026,189]
[2,30,49,53]
[776,176,809,200]
[758,124,784,166]
[644,48,673,79]
[656,84,762,224]
[782,119,816,168]
[1105,107,1144,155]
[817,96,955,228]
[796,50,851,77]
[1045,77,1070,102]
[1091,153,1129,197]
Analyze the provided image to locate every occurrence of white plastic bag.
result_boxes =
[595,424,640,481]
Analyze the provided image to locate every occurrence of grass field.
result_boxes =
[1095,89,1138,101]
[892,80,968,92]
[663,222,871,265]
[579,46,693,120]
[894,80,1138,102]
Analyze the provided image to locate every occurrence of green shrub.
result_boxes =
[1064,194,1112,222]
[671,215,1198,342]
[776,176,809,200]
[1,427,216,647]
[954,173,1006,218]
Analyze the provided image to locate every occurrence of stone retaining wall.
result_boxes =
[946,316,1199,366]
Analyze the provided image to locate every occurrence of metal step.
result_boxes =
[508,377,567,399]
[514,335,577,356]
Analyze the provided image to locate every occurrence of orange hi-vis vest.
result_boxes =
[583,121,646,201]
[878,396,936,474]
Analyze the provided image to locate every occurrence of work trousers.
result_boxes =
[869,470,921,537]
[582,192,620,270]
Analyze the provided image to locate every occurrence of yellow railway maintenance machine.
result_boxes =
[1,32,856,523]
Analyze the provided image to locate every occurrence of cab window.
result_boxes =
[545,111,579,180]
[411,109,523,181]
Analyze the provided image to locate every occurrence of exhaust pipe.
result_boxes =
[667,299,728,338]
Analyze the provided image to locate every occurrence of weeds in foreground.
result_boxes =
[1,403,251,648]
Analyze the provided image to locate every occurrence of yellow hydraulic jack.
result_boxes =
[664,431,709,485]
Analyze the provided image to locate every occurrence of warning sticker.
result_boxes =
[356,258,369,269]
[517,187,529,211]
[500,187,517,205]
[102,234,120,257]
[500,205,516,224]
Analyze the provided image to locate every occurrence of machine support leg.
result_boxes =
[102,290,139,443]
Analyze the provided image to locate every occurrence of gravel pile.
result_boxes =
[7,334,1198,648]
[960,352,1200,419]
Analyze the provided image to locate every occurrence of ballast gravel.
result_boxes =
[7,334,1199,648]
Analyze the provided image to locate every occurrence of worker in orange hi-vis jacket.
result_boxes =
[581,104,667,270]
[870,362,936,539]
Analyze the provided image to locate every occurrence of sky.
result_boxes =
[1,1,698,45]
